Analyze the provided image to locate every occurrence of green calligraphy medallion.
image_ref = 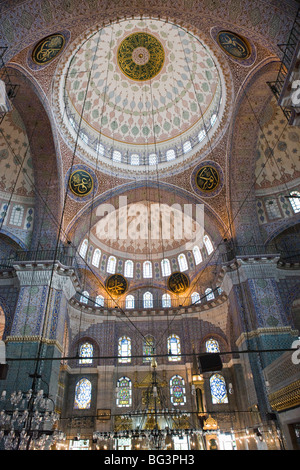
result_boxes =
[117,32,165,81]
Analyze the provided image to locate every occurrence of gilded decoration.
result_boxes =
[117,32,165,81]
[69,169,93,197]
[216,31,251,59]
[105,274,128,296]
[195,165,220,193]
[168,272,190,294]
[268,380,300,411]
[32,33,65,65]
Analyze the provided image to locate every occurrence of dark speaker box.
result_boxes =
[198,354,222,373]
[0,364,8,380]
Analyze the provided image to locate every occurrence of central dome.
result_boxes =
[53,18,226,175]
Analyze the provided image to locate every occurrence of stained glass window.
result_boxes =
[143,335,155,362]
[170,375,186,406]
[191,292,200,304]
[162,293,171,308]
[95,294,104,307]
[205,288,215,301]
[79,342,93,364]
[161,258,171,277]
[206,338,220,353]
[143,261,152,278]
[210,374,228,404]
[118,336,131,363]
[79,239,88,258]
[167,335,181,362]
[92,248,101,267]
[125,294,135,309]
[107,256,116,274]
[193,246,202,265]
[124,260,134,278]
[116,376,132,407]
[203,235,214,255]
[143,291,153,308]
[178,253,188,272]
[74,378,92,409]
[289,191,300,213]
[80,291,89,304]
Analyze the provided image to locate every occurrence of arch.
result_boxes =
[107,255,116,274]
[124,260,134,278]
[178,253,188,272]
[203,235,214,255]
[162,293,171,308]
[143,260,152,278]
[206,338,220,353]
[192,245,202,265]
[161,258,171,277]
[79,239,88,258]
[79,342,93,365]
[125,294,135,309]
[167,334,181,362]
[143,291,153,308]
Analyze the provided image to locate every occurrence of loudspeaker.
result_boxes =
[0,364,8,380]
[198,354,222,373]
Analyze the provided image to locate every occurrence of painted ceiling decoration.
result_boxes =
[53,17,227,176]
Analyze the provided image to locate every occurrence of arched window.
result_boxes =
[210,113,217,126]
[124,260,134,278]
[95,295,104,307]
[178,253,188,272]
[112,150,121,162]
[116,376,132,407]
[143,335,155,363]
[130,154,140,165]
[74,378,92,409]
[125,294,135,309]
[210,374,228,404]
[9,205,24,227]
[167,335,181,362]
[193,246,202,265]
[198,129,206,142]
[166,149,176,161]
[170,375,186,406]
[183,140,192,153]
[92,248,101,267]
[118,336,131,364]
[206,338,220,353]
[205,288,215,301]
[107,255,116,274]
[191,292,200,304]
[79,239,88,258]
[79,342,93,365]
[203,235,213,255]
[96,142,104,156]
[149,153,157,165]
[80,291,89,304]
[143,261,152,278]
[162,293,171,308]
[289,191,300,213]
[161,258,171,277]
[143,291,153,309]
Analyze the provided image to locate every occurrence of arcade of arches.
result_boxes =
[0,0,299,452]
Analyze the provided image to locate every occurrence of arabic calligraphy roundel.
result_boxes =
[105,274,128,296]
[191,161,223,198]
[66,165,98,202]
[216,31,250,60]
[168,272,190,294]
[32,33,66,65]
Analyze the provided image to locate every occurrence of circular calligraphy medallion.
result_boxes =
[195,165,220,193]
[32,33,65,65]
[168,272,190,294]
[117,32,165,81]
[69,169,93,197]
[105,274,128,296]
[217,31,250,60]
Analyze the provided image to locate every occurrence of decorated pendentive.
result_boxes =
[28,31,70,70]
[211,28,255,66]
[117,32,165,81]
[105,274,128,297]
[191,161,223,198]
[65,164,98,203]
[168,272,190,294]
